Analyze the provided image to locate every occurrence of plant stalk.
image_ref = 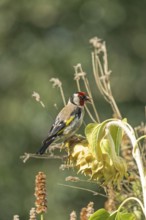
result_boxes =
[41,214,44,220]
[106,120,146,218]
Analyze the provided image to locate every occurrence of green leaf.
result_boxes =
[116,212,136,220]
[108,118,127,155]
[85,123,102,159]
[85,123,98,147]
[85,119,114,160]
[108,124,122,155]
[89,209,110,220]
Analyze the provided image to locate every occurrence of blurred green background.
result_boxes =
[0,0,146,219]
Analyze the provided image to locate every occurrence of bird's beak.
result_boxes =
[85,96,91,103]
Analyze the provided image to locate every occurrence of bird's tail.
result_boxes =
[36,136,55,155]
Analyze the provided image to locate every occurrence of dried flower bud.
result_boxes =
[34,172,47,214]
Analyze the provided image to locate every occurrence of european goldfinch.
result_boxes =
[37,92,90,155]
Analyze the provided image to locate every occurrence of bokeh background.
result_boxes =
[0,0,146,219]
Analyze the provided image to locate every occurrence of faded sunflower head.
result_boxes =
[65,119,127,188]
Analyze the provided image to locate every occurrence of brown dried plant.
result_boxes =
[34,172,47,219]
[13,215,20,220]
[70,201,94,220]
[19,36,146,219]
[89,37,122,119]
[70,210,77,220]
[29,207,37,220]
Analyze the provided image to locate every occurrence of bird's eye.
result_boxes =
[80,96,85,100]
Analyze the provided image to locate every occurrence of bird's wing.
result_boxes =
[38,115,75,154]
[48,115,75,138]
[46,104,82,140]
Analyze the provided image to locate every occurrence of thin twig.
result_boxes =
[75,82,97,122]
[32,91,45,108]
[90,37,122,119]
[50,78,66,106]
[58,183,107,198]
[60,85,66,106]
[74,64,98,123]
[92,52,110,103]
[20,153,67,163]
[65,176,101,185]
[77,64,100,123]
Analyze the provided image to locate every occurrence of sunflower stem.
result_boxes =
[41,214,44,220]
[106,120,146,218]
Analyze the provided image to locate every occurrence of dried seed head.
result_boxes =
[50,78,62,88]
[70,210,77,220]
[66,121,127,189]
[32,91,45,108]
[86,202,94,217]
[80,202,94,220]
[80,207,87,220]
[34,172,47,214]
[29,208,36,220]
[13,215,20,220]
[89,37,102,49]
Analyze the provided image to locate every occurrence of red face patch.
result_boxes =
[77,92,87,106]
[77,92,86,97]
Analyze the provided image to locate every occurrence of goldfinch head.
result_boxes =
[69,92,91,107]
